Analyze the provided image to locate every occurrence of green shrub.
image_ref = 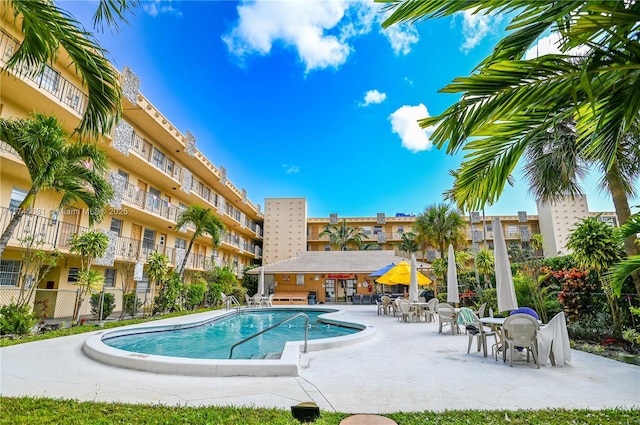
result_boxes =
[122,293,142,316]
[90,292,116,320]
[205,282,223,307]
[183,283,206,310]
[0,303,38,336]
[154,272,182,314]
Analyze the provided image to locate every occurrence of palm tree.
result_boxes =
[69,229,109,322]
[381,0,640,295]
[522,118,640,294]
[318,219,368,251]
[0,113,114,257]
[5,1,137,139]
[397,232,419,255]
[476,249,495,289]
[610,211,640,296]
[413,203,466,259]
[175,205,225,278]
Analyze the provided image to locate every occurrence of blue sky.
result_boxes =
[62,0,637,218]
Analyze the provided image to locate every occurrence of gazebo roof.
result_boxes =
[247,251,430,275]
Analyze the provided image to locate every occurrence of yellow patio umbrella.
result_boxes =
[376,260,432,286]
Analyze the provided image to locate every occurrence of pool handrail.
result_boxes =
[228,312,309,359]
[224,294,241,312]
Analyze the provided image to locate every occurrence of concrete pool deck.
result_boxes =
[1,305,639,414]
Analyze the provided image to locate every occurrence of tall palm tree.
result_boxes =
[413,203,466,259]
[381,0,640,295]
[610,211,640,296]
[318,219,367,251]
[522,118,640,295]
[175,205,225,278]
[5,0,137,139]
[0,113,114,257]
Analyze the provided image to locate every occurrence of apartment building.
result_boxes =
[265,197,618,264]
[0,21,263,318]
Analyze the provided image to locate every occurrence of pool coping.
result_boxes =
[82,307,376,377]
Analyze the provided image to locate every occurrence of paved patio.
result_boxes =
[1,305,638,414]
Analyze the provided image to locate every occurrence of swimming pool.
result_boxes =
[103,309,360,360]
[83,307,375,377]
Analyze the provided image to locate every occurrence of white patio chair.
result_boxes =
[437,303,456,335]
[502,313,541,368]
[465,310,497,357]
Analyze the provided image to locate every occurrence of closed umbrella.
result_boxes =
[409,254,419,302]
[257,267,265,297]
[447,244,460,304]
[493,217,518,312]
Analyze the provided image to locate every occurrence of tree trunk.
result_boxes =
[0,208,26,257]
[179,238,195,278]
[605,163,640,298]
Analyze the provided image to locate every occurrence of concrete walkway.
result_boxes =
[1,305,638,414]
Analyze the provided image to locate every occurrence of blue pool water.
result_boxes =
[103,309,361,360]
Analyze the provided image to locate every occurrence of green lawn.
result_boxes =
[1,397,638,425]
[2,310,638,424]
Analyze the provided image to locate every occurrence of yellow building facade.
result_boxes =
[0,19,263,319]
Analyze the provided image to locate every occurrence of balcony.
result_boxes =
[0,29,88,117]
[0,206,208,272]
[129,132,183,183]
[121,181,187,225]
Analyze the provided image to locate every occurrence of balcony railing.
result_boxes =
[129,133,183,183]
[0,29,88,116]
[121,181,186,224]
[0,206,212,272]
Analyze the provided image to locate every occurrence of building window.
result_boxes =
[68,268,79,283]
[362,226,372,236]
[175,237,187,250]
[397,225,404,233]
[110,218,123,236]
[10,187,28,211]
[151,148,166,171]
[142,229,156,249]
[104,268,117,287]
[117,169,129,181]
[373,226,383,235]
[39,65,60,93]
[0,260,21,286]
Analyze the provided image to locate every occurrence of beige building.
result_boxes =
[264,197,618,264]
[262,198,307,265]
[537,194,618,256]
[0,17,263,318]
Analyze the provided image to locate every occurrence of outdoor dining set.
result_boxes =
[374,296,572,368]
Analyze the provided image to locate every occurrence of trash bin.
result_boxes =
[308,291,316,305]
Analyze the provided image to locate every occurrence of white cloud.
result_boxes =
[282,164,300,174]
[360,89,387,107]
[388,104,435,153]
[223,1,418,72]
[382,23,419,55]
[524,32,590,59]
[143,0,181,17]
[459,9,501,53]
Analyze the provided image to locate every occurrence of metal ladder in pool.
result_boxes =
[224,295,242,312]
[228,312,309,359]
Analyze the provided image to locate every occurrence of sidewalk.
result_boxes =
[1,305,638,413]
